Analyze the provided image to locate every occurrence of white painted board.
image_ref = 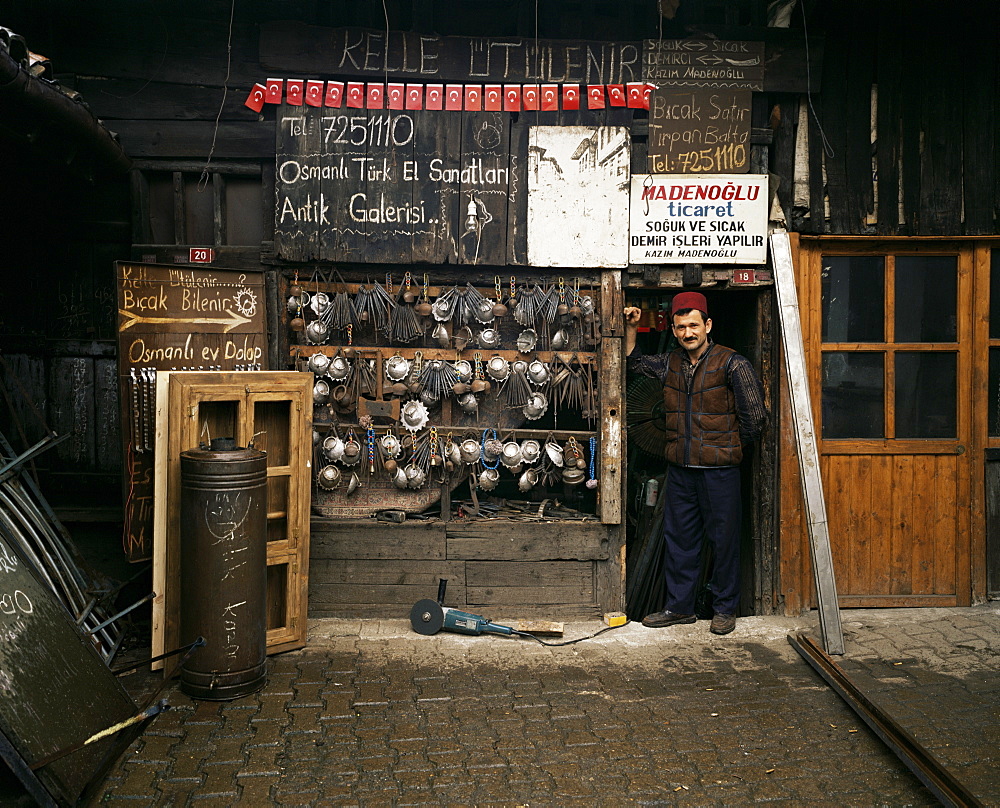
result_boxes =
[629,173,768,264]
[527,126,630,268]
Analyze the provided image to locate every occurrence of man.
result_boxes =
[625,292,767,635]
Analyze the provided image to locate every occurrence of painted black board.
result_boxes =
[0,531,144,806]
[412,110,461,264]
[507,114,530,266]
[460,111,511,266]
[275,102,322,262]
[363,109,415,264]
[318,105,369,261]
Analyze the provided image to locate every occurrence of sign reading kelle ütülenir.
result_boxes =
[629,174,767,265]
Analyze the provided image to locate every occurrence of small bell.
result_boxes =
[492,301,508,317]
[290,316,305,332]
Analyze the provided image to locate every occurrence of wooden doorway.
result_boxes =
[784,237,979,608]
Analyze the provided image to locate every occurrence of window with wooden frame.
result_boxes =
[130,164,264,247]
[819,251,964,450]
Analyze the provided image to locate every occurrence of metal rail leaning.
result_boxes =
[788,631,984,808]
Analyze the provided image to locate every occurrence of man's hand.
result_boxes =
[624,306,642,356]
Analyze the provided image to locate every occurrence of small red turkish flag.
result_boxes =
[445,84,463,110]
[367,83,384,109]
[286,80,304,106]
[540,84,559,111]
[305,80,323,107]
[562,85,580,110]
[405,84,423,110]
[626,82,645,108]
[265,78,283,104]
[523,85,539,110]
[325,81,344,108]
[244,83,266,113]
[504,85,521,112]
[387,83,404,110]
[346,82,364,108]
[484,84,502,111]
[464,85,482,111]
[426,84,443,110]
[643,83,655,110]
[587,85,605,109]
[607,84,626,107]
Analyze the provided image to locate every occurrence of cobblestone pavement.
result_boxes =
[3,605,997,806]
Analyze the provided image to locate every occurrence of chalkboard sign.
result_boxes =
[0,531,143,806]
[274,105,522,265]
[116,263,267,562]
[647,87,751,174]
[643,39,764,90]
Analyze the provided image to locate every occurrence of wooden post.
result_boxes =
[769,230,845,655]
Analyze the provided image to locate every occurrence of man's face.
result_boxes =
[672,310,712,357]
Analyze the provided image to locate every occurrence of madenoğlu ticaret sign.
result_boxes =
[629,174,768,265]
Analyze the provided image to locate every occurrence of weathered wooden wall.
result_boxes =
[310,518,612,618]
[771,0,999,237]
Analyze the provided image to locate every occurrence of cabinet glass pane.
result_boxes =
[895,256,957,342]
[253,401,291,466]
[895,352,956,438]
[821,256,884,342]
[266,561,289,632]
[821,352,884,438]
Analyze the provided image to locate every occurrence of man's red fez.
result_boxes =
[671,291,708,316]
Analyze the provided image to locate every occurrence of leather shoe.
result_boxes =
[641,610,696,628]
[710,613,736,635]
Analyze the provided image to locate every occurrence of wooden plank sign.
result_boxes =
[116,263,267,562]
[275,106,524,265]
[647,87,751,174]
[526,126,630,268]
[643,39,764,90]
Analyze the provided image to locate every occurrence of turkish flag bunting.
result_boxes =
[643,83,655,110]
[522,85,540,110]
[504,85,521,112]
[626,82,645,108]
[484,85,502,111]
[245,83,266,113]
[445,84,463,110]
[426,84,444,110]
[305,80,323,107]
[540,84,559,111]
[265,78,283,104]
[286,80,304,106]
[346,82,365,108]
[607,84,626,106]
[587,85,605,109]
[387,83,404,110]
[464,85,482,111]
[367,83,385,109]
[562,85,580,110]
[325,81,344,108]
[406,84,423,110]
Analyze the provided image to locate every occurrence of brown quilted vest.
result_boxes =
[662,344,743,467]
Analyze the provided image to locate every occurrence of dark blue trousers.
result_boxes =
[662,464,742,616]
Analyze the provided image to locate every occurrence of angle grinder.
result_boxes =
[409,579,515,637]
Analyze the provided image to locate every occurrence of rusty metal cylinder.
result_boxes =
[179,439,268,700]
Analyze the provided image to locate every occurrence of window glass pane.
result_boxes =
[226,177,264,245]
[821,352,884,438]
[821,256,884,342]
[990,249,1000,340]
[989,347,1000,437]
[895,256,957,342]
[895,352,956,439]
[183,174,214,246]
